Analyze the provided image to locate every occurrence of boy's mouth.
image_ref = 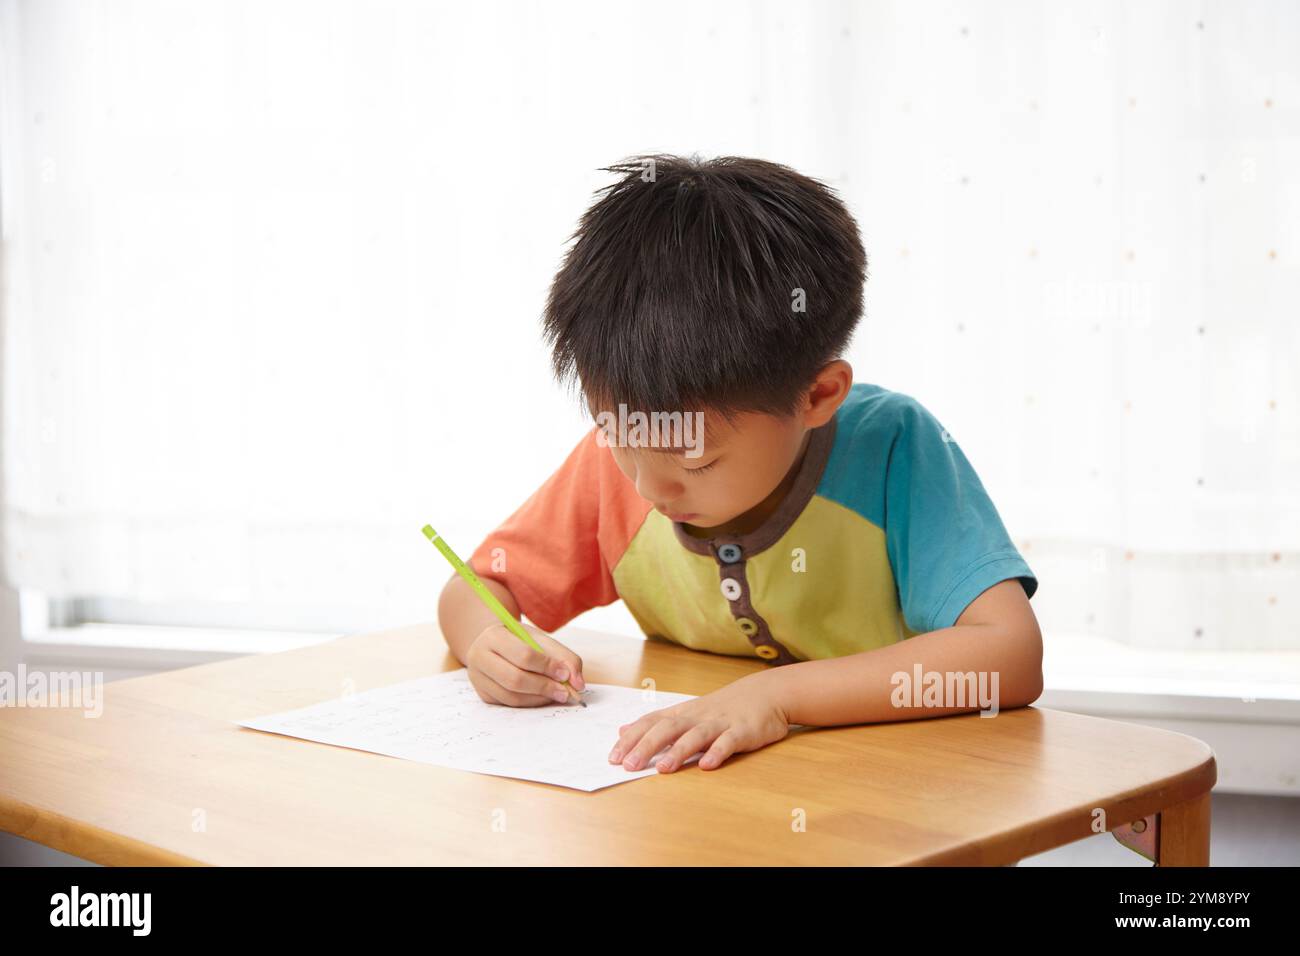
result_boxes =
[658,507,698,521]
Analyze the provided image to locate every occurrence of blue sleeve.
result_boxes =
[884,396,1038,633]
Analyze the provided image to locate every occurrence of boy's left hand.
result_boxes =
[608,673,789,773]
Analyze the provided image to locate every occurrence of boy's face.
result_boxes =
[593,406,810,531]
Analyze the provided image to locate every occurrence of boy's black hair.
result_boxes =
[542,153,868,425]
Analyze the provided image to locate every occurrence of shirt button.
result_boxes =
[717,543,743,564]
[755,644,780,660]
[720,578,742,601]
[735,617,759,636]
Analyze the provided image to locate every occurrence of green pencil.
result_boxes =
[422,524,585,707]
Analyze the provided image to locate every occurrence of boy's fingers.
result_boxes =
[474,658,568,707]
[697,730,740,770]
[655,725,712,772]
[536,634,585,689]
[488,626,571,682]
[471,625,582,702]
[621,717,688,771]
[474,672,549,708]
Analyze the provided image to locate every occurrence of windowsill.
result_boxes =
[17,622,340,669]
[1041,632,1300,722]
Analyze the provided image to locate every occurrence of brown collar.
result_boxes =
[671,413,838,558]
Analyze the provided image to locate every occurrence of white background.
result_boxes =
[2,0,1297,654]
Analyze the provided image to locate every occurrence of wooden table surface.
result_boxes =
[0,623,1216,865]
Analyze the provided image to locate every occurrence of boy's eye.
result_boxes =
[684,460,718,476]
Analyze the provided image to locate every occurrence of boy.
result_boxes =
[437,154,1041,776]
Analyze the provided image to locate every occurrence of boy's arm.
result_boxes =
[437,573,522,666]
[438,426,642,666]
[765,578,1043,727]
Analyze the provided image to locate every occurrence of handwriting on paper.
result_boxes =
[237,669,700,791]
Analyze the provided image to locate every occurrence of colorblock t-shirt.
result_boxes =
[468,382,1038,665]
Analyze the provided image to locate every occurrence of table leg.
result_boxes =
[1156,790,1211,866]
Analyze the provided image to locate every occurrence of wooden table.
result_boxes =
[0,624,1216,865]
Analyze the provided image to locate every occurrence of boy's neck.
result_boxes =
[681,428,813,540]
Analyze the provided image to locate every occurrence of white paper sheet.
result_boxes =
[236,669,700,791]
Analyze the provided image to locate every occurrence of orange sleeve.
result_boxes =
[467,426,652,633]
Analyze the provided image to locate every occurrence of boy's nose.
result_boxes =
[635,471,683,505]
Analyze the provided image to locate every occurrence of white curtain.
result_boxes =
[2,0,1297,651]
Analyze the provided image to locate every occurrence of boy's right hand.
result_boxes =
[465,621,586,707]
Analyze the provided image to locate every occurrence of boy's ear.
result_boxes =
[804,360,853,426]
